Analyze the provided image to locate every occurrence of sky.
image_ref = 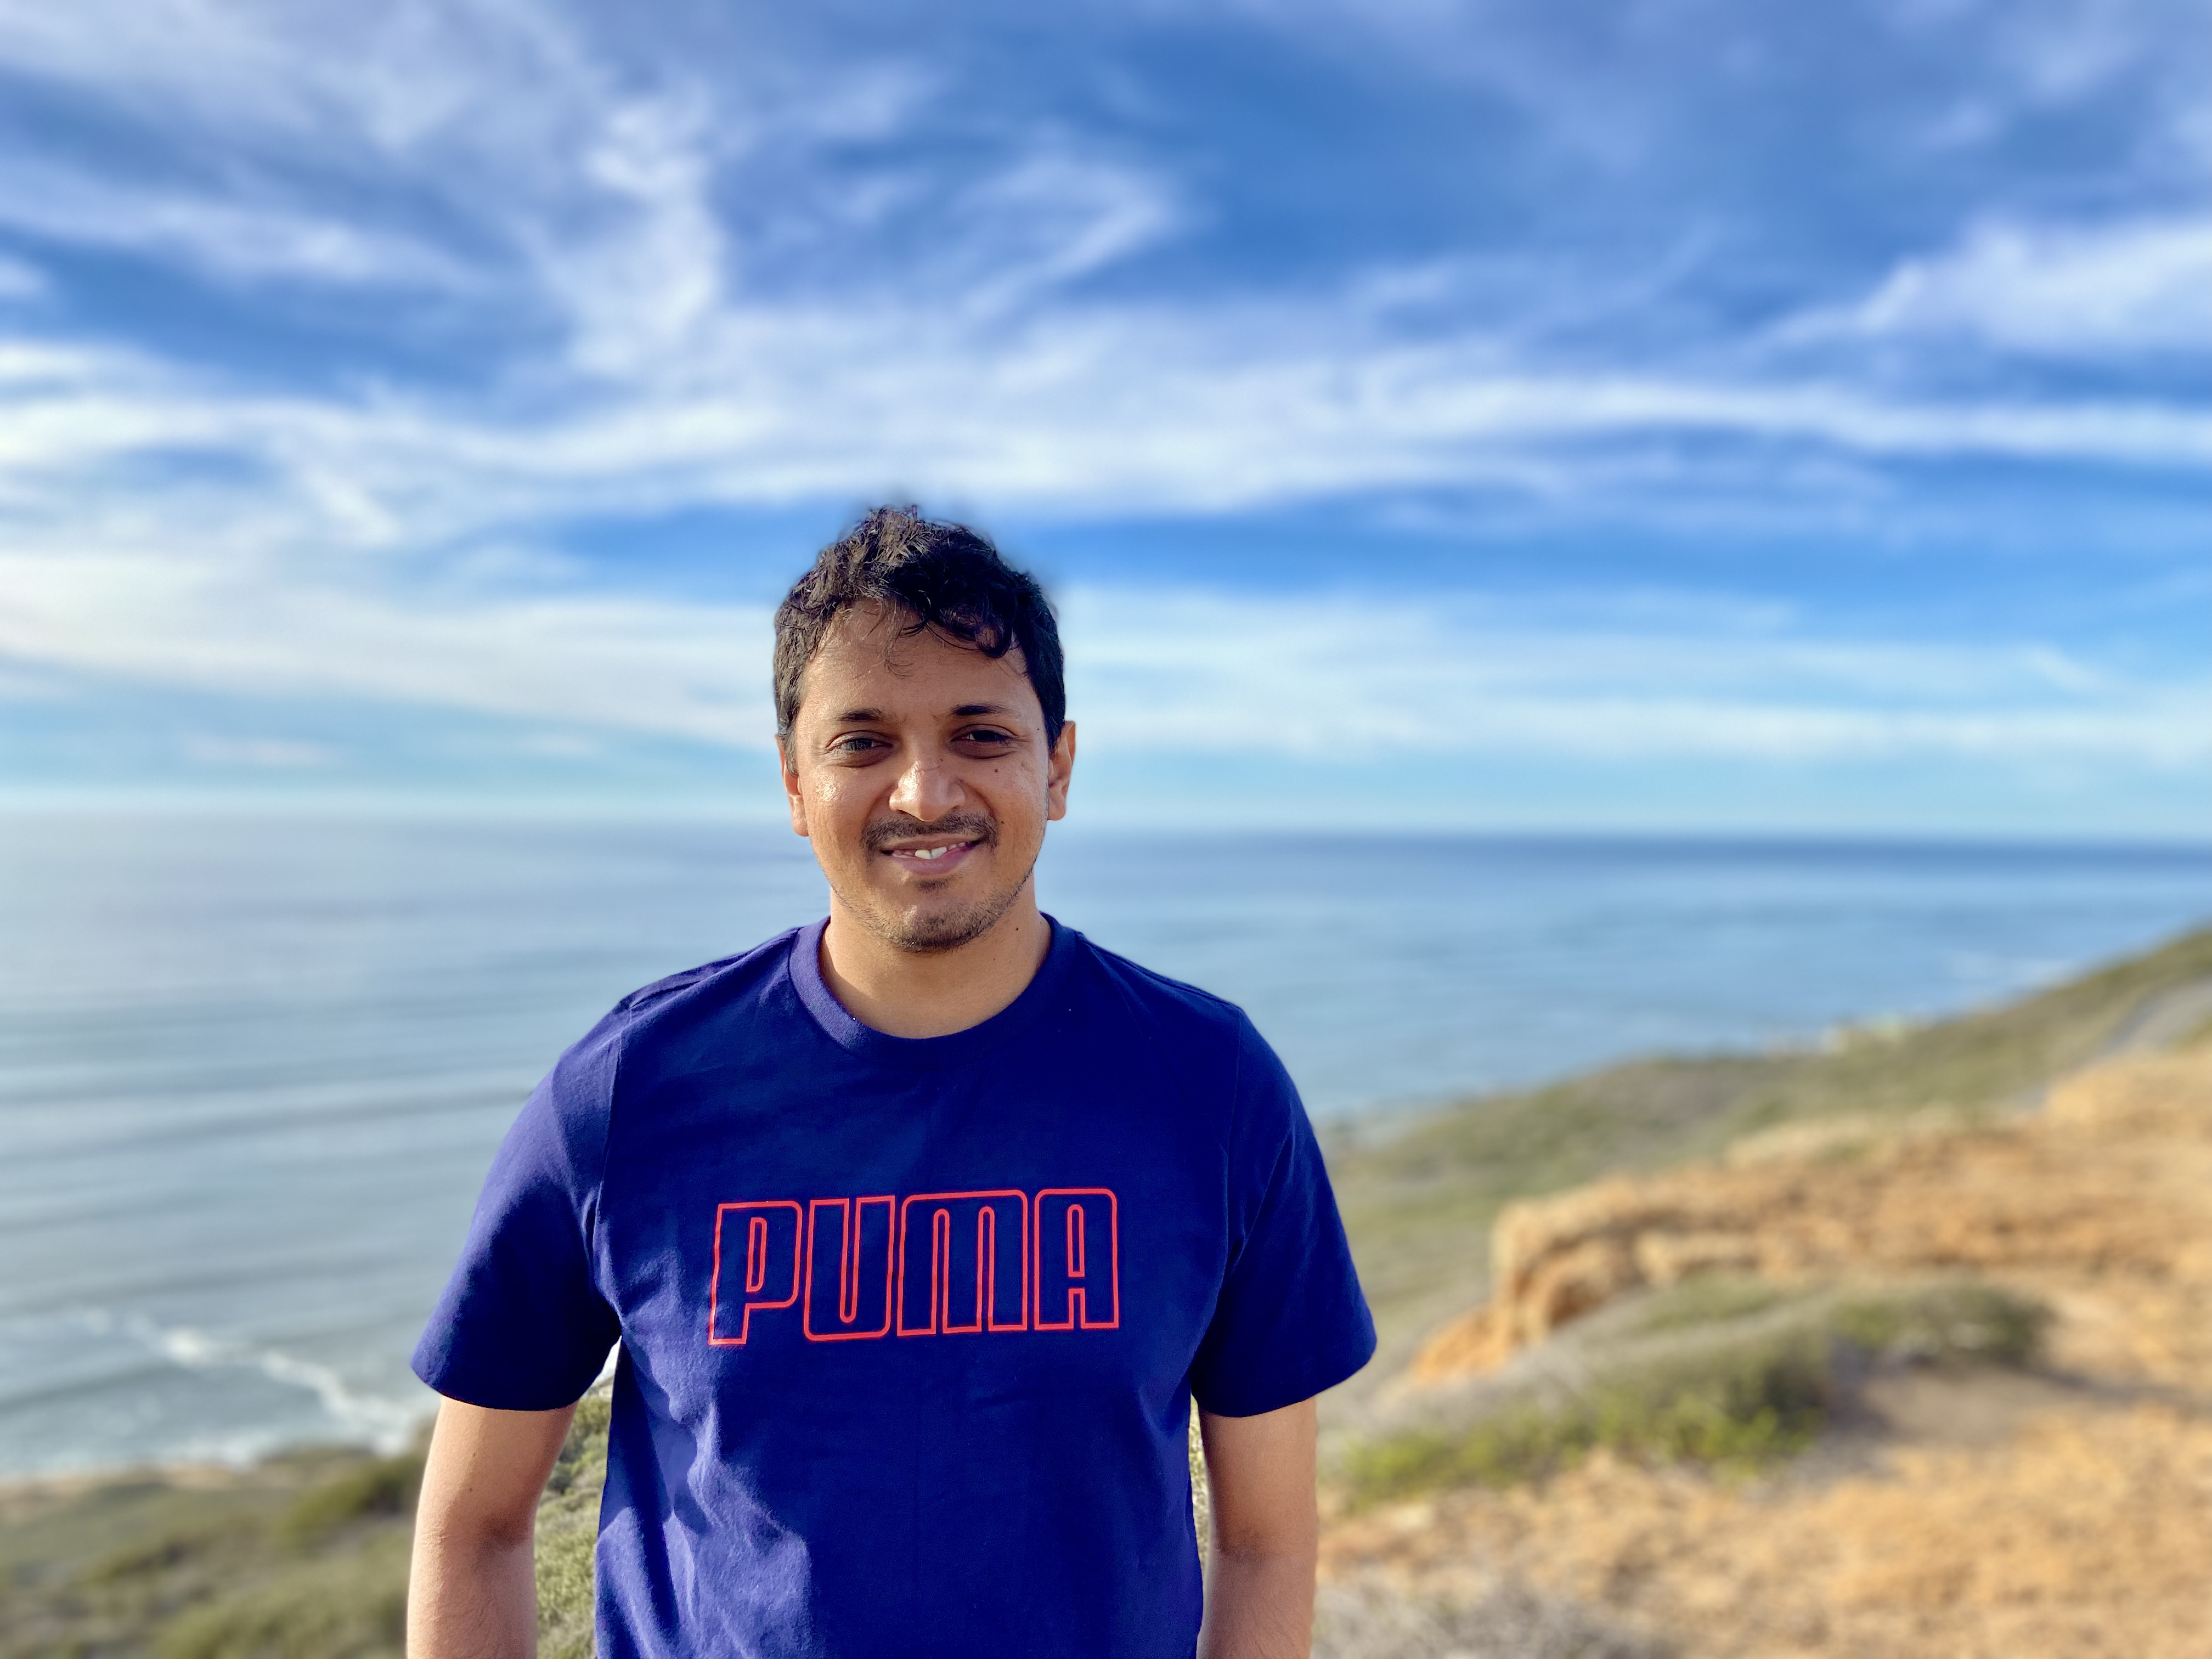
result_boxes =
[0,0,2206,837]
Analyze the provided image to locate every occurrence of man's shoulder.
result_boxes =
[611,932,798,1019]
[1061,930,1309,1153]
[1061,928,1263,1054]
[566,928,806,1074]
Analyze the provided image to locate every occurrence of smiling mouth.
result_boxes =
[877,833,989,872]
[867,814,996,871]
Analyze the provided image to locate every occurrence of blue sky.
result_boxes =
[0,0,2205,836]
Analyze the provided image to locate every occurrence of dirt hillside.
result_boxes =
[1322,1045,2212,1658]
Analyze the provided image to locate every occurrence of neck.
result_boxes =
[818,885,1052,1039]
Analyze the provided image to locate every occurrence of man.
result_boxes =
[408,508,1375,1658]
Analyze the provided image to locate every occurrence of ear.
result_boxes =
[1045,720,1076,822]
[780,738,810,837]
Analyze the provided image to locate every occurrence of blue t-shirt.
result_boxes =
[414,916,1374,1659]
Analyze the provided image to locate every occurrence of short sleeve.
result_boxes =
[411,1032,623,1410]
[1188,1023,1376,1417]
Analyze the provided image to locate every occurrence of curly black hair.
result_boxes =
[772,506,1065,751]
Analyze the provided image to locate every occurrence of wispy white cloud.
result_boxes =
[9,528,2203,771]
[550,89,729,377]
[0,529,775,746]
[941,151,1183,318]
[0,313,2205,566]
[1063,586,2212,766]
[0,160,481,292]
[0,0,594,160]
[1809,215,2212,356]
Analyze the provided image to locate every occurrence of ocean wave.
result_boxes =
[76,1308,424,1455]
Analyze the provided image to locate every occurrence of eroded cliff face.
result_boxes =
[1408,1049,2212,1389]
[1322,1046,2212,1659]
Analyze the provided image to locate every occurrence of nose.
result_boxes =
[887,749,964,823]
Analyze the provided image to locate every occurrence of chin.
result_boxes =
[870,884,1025,955]
[880,906,1000,953]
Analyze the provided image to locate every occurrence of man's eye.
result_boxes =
[958,728,1014,746]
[831,735,888,754]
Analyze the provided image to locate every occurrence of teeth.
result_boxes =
[912,846,949,860]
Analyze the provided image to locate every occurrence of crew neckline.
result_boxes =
[788,913,1074,1070]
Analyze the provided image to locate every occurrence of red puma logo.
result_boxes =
[709,1188,1119,1347]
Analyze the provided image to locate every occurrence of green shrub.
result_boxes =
[154,1532,411,1659]
[277,1453,424,1549]
[1344,1276,2047,1502]
[80,1515,264,1584]
[1829,1282,2049,1368]
[1615,1275,1790,1333]
[534,1385,614,1659]
[543,1391,613,1498]
[1346,1325,1827,1497]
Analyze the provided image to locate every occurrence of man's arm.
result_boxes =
[1196,1396,1321,1659]
[408,1396,578,1659]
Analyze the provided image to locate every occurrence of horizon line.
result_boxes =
[2,788,2209,859]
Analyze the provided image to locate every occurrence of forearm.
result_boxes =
[407,1521,539,1658]
[1198,1543,1318,1659]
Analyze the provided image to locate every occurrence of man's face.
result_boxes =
[781,605,1075,953]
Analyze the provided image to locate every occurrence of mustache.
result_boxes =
[862,812,998,853]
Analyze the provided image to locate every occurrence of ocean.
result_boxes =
[2,810,2207,1479]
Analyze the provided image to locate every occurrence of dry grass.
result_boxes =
[1314,1578,1671,1659]
[1325,1402,2212,1659]
[1327,1014,2212,1658]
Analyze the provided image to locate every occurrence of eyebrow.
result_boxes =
[828,703,1014,724]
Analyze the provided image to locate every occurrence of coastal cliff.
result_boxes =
[1313,927,2212,1657]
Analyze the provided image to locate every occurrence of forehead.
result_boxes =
[797,605,1037,720]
